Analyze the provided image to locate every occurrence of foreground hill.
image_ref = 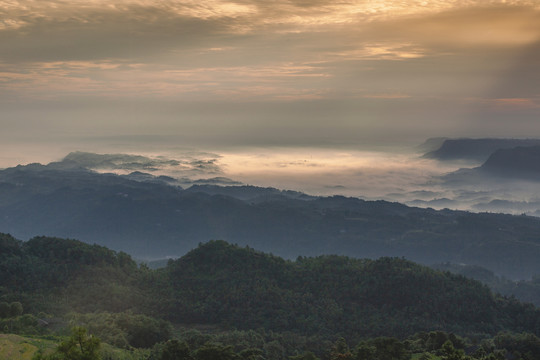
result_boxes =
[162,241,540,339]
[0,334,56,360]
[3,159,540,279]
[0,233,145,315]
[433,262,540,307]
[2,235,540,342]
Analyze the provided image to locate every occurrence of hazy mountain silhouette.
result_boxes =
[442,145,540,185]
[3,155,540,279]
[480,146,540,179]
[424,138,540,162]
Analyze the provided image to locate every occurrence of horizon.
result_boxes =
[2,1,540,153]
[3,141,540,218]
[2,1,540,217]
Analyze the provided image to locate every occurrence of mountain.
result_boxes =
[3,235,540,341]
[416,137,448,153]
[4,158,540,279]
[480,145,540,180]
[184,184,315,202]
[423,138,540,162]
[441,145,540,186]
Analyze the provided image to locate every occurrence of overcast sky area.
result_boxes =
[2,1,540,207]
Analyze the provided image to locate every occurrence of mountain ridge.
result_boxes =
[3,158,540,279]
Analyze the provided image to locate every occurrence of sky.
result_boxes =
[2,0,540,149]
[1,1,540,207]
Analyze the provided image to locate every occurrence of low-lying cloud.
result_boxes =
[59,151,224,179]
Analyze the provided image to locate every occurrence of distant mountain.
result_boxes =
[184,184,315,201]
[4,157,540,278]
[3,235,540,340]
[480,146,540,180]
[416,137,448,152]
[442,145,540,184]
[423,138,540,162]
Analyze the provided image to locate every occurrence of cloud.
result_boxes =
[61,151,183,171]
[2,1,540,151]
[57,151,224,178]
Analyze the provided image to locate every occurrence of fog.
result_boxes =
[6,140,540,217]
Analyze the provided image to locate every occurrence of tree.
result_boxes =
[371,338,408,360]
[161,340,192,360]
[289,352,319,360]
[0,302,10,318]
[48,327,101,360]
[354,342,375,360]
[330,338,353,360]
[440,340,465,360]
[10,302,23,317]
[238,348,264,360]
[195,343,237,360]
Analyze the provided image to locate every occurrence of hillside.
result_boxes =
[480,145,540,180]
[2,236,540,343]
[162,241,540,339]
[441,145,540,186]
[0,334,56,360]
[3,160,540,279]
[0,233,146,315]
[433,262,540,307]
[423,138,540,162]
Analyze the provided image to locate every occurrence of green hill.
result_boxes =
[161,241,540,340]
[3,235,539,343]
[0,233,146,315]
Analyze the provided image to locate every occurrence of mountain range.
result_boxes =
[3,154,540,279]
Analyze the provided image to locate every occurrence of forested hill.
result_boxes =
[2,234,540,342]
[3,162,540,279]
[162,241,540,338]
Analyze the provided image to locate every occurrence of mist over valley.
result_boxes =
[3,138,540,282]
[3,1,540,357]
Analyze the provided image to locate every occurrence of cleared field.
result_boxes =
[0,334,56,360]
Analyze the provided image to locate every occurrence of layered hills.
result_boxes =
[3,157,540,279]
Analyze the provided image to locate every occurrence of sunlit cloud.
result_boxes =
[362,93,411,99]
[492,98,540,108]
[467,97,540,110]
[1,0,540,150]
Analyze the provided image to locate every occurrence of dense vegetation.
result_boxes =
[432,263,540,307]
[3,161,540,279]
[2,234,540,359]
[2,235,540,338]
